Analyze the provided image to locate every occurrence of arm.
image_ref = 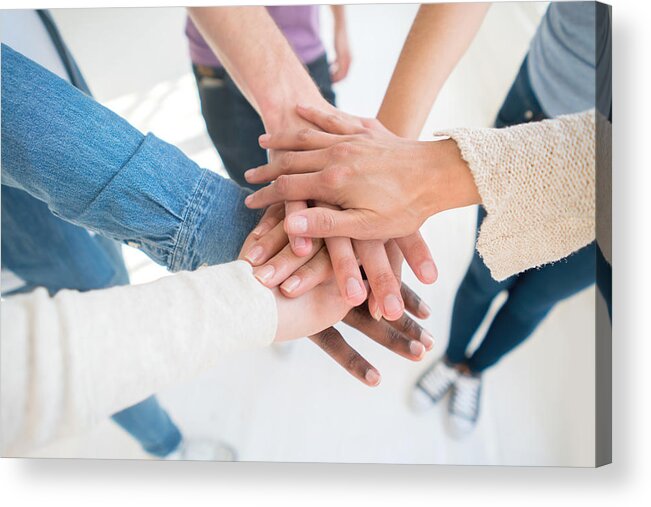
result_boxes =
[377,3,490,138]
[0,260,358,455]
[1,44,261,271]
[188,8,427,320]
[329,5,352,83]
[437,110,596,280]
[187,7,330,134]
[244,107,596,280]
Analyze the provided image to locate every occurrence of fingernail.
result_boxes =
[244,194,253,205]
[419,260,438,283]
[251,222,271,238]
[259,134,270,146]
[244,169,256,181]
[365,369,381,386]
[281,275,301,294]
[420,330,434,350]
[293,236,308,250]
[287,215,308,234]
[370,302,382,321]
[419,301,431,318]
[409,340,425,358]
[245,245,264,264]
[383,294,403,318]
[345,278,364,300]
[254,264,275,284]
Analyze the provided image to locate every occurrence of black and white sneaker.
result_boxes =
[448,372,482,438]
[410,358,460,413]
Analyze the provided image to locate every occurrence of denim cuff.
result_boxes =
[171,169,263,271]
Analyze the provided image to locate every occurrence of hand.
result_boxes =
[309,283,434,387]
[243,207,434,386]
[277,282,435,387]
[245,104,481,240]
[240,204,433,321]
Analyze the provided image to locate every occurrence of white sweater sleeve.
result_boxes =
[436,110,596,281]
[1,260,276,455]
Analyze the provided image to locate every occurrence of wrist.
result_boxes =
[261,90,333,134]
[420,138,481,216]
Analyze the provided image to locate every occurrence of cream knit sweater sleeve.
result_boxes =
[1,260,276,456]
[437,110,596,281]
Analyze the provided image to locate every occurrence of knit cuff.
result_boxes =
[435,110,596,280]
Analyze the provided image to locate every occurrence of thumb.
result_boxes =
[284,207,370,239]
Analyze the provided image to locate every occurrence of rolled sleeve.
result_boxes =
[2,44,261,272]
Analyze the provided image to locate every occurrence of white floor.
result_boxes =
[28,3,595,466]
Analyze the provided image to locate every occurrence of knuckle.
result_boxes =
[274,174,291,194]
[280,151,294,170]
[317,328,342,355]
[383,327,403,348]
[316,211,337,234]
[325,114,341,130]
[331,142,351,158]
[371,270,397,290]
[334,256,359,277]
[345,353,363,374]
[297,128,312,142]
[322,166,348,188]
[401,317,419,337]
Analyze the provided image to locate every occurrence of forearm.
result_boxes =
[0,261,276,455]
[377,3,489,138]
[187,6,328,132]
[435,110,596,279]
[330,5,346,29]
[1,44,261,271]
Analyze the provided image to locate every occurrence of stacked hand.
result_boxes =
[245,104,481,240]
[260,105,438,322]
[238,204,435,387]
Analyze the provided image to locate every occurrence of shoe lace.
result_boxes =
[420,362,454,398]
[451,376,481,420]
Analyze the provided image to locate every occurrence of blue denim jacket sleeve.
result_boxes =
[1,44,262,271]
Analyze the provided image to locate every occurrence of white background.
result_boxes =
[1,0,649,504]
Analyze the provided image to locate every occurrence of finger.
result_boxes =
[259,128,349,152]
[325,236,366,306]
[309,327,381,387]
[401,283,431,320]
[315,200,366,306]
[238,203,285,261]
[240,220,288,266]
[388,311,434,351]
[343,306,425,361]
[285,207,370,239]
[286,200,313,257]
[279,246,332,297]
[395,232,438,284]
[385,239,404,286]
[245,148,331,184]
[355,240,404,321]
[296,104,366,135]
[253,239,324,288]
[251,203,284,237]
[244,173,330,209]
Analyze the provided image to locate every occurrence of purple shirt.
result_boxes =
[186,6,325,68]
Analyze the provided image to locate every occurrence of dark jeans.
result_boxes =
[1,186,182,457]
[193,53,336,190]
[445,56,597,373]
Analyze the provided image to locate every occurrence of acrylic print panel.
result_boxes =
[0,1,611,466]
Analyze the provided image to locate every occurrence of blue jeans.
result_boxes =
[445,56,597,373]
[1,185,182,457]
[193,53,336,190]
